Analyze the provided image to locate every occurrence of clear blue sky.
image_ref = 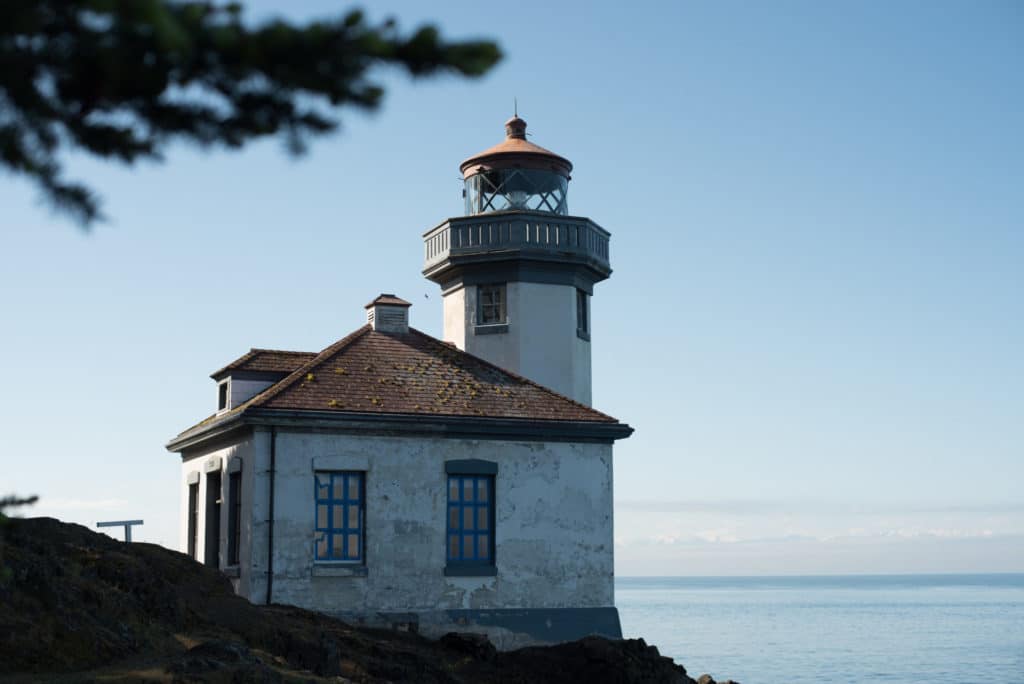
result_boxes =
[2,0,1021,575]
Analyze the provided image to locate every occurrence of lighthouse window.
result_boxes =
[576,289,589,339]
[314,471,365,563]
[444,459,497,576]
[464,168,568,215]
[478,284,506,325]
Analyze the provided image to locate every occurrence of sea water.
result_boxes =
[616,574,1024,684]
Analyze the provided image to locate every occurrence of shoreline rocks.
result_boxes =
[0,517,737,683]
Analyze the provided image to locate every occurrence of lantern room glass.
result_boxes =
[464,168,568,215]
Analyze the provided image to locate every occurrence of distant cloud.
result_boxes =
[616,499,1024,516]
[40,497,128,511]
[616,499,788,515]
[615,532,1024,576]
[619,528,1012,548]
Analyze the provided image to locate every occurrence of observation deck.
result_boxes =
[422,210,611,290]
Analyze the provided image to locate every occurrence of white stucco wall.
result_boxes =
[442,281,593,405]
[247,430,614,615]
[442,286,467,346]
[179,431,261,597]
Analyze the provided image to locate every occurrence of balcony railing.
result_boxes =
[423,211,610,275]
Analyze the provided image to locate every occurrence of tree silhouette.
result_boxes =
[0,1,501,226]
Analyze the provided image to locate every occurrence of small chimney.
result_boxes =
[365,294,411,333]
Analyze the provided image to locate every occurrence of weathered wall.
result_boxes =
[255,431,614,616]
[442,281,592,405]
[441,286,467,347]
[179,430,262,598]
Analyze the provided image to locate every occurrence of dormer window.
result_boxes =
[218,380,229,412]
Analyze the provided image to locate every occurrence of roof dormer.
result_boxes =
[210,348,315,413]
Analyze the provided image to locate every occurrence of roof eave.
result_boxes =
[165,411,247,453]
[245,408,634,443]
[459,151,573,178]
[167,408,633,452]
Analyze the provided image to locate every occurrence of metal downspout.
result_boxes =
[266,426,276,605]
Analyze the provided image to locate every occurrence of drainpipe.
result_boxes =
[266,426,277,605]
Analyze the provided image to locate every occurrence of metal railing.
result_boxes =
[97,519,144,542]
[423,211,610,273]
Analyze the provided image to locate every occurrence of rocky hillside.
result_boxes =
[0,517,737,683]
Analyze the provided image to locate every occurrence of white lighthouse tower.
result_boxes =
[423,116,612,405]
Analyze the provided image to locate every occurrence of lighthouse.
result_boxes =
[169,113,632,648]
[423,116,612,405]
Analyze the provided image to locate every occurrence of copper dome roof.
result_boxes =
[459,116,573,179]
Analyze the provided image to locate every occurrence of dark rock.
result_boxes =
[698,675,741,684]
[500,635,699,684]
[440,631,497,662]
[0,517,737,683]
[166,639,284,683]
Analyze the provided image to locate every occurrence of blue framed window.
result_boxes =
[314,471,364,562]
[446,475,493,565]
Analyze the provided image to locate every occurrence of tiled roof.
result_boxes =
[210,348,316,379]
[181,326,621,444]
[255,326,617,423]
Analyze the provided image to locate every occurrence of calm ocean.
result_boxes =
[616,574,1024,684]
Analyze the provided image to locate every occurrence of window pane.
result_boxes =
[463,480,475,502]
[315,472,366,563]
[463,534,475,559]
[448,507,459,530]
[449,534,460,559]
[463,507,475,531]
[449,477,460,502]
[477,507,488,530]
[477,534,489,560]
[477,479,488,502]
[479,285,506,324]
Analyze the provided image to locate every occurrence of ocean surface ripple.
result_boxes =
[617,573,1024,684]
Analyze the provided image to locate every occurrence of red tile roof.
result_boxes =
[253,326,617,422]
[182,326,621,444]
[210,348,316,379]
